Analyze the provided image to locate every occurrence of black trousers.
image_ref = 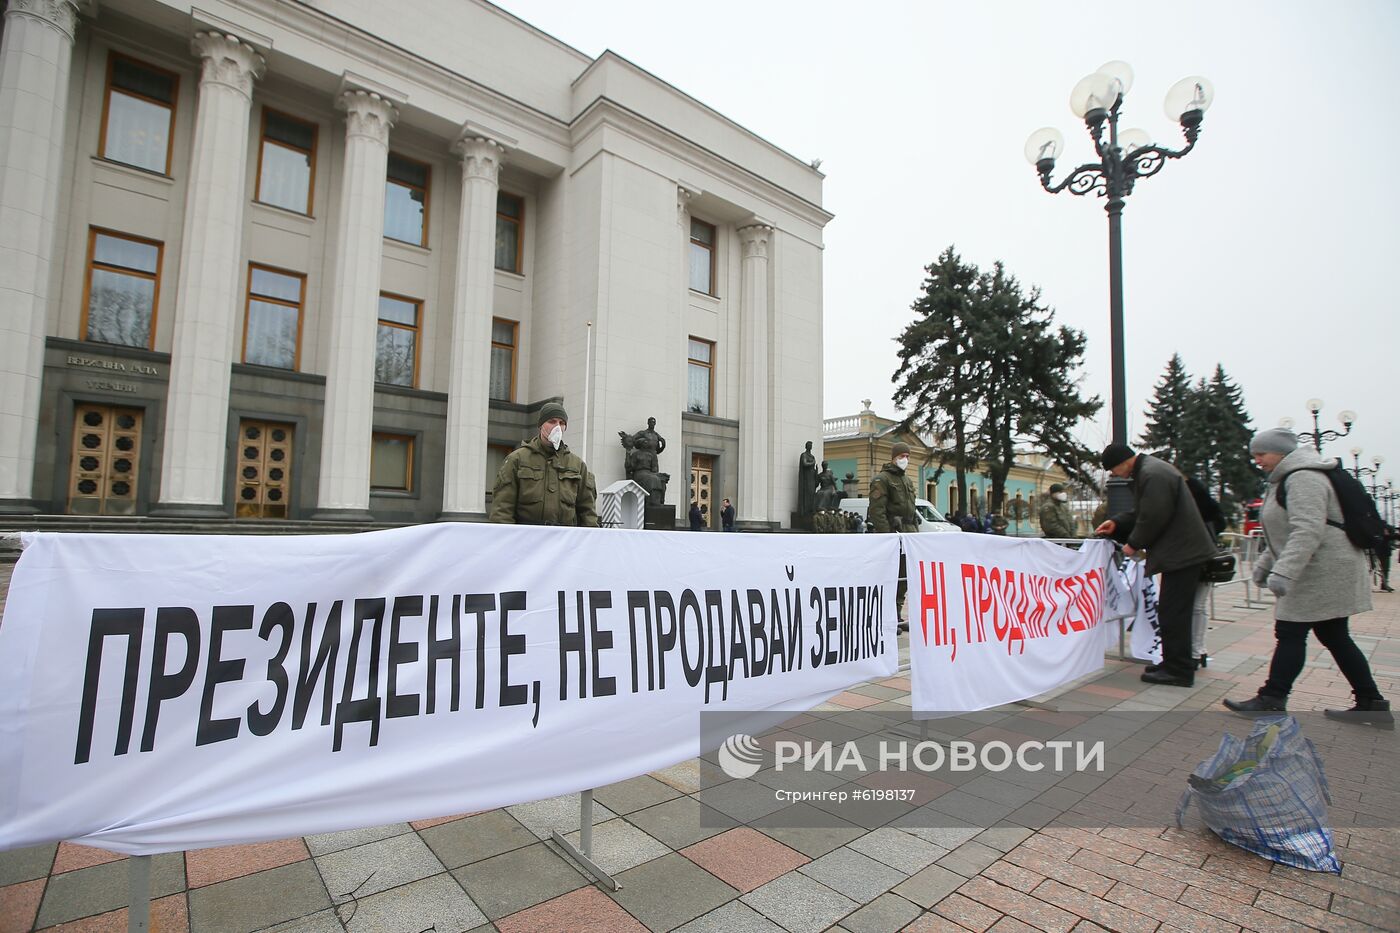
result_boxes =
[1158,564,1203,678]
[1261,617,1384,701]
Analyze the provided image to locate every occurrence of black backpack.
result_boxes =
[1276,462,1388,553]
[1184,474,1226,537]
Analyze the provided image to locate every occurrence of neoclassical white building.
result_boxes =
[0,0,830,528]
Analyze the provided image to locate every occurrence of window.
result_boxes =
[243,265,304,370]
[495,192,523,272]
[371,433,413,491]
[83,229,162,349]
[100,54,177,174]
[384,154,429,245]
[256,109,317,214]
[490,318,517,401]
[376,294,420,387]
[687,338,714,415]
[689,218,716,295]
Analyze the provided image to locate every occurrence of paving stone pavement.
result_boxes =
[1,556,1398,932]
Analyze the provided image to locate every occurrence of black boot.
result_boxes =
[1223,694,1287,715]
[1196,654,1209,670]
[1324,698,1394,729]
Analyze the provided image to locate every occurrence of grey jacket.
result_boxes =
[1111,454,1218,575]
[1256,447,1371,622]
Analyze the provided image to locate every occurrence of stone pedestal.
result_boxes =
[644,505,675,530]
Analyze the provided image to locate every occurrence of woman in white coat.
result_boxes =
[1223,428,1391,726]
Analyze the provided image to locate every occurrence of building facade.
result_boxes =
[0,0,830,528]
[822,402,1073,535]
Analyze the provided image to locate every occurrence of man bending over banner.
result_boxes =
[1095,443,1217,687]
[490,402,600,527]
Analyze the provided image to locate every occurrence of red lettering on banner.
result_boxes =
[918,560,954,660]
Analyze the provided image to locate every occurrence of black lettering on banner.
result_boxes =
[746,589,768,678]
[387,595,423,719]
[823,586,840,667]
[248,602,294,737]
[653,591,677,689]
[498,591,527,707]
[558,590,586,701]
[769,589,788,674]
[75,608,143,763]
[196,605,253,746]
[703,589,729,703]
[292,601,340,731]
[678,589,704,688]
[727,590,749,685]
[808,586,823,667]
[140,607,201,752]
[626,590,653,693]
[333,598,386,752]
[425,594,460,714]
[463,594,491,710]
[588,590,616,699]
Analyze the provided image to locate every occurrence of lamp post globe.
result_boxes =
[1026,62,1213,510]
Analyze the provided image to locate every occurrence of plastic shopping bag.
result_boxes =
[1175,715,1341,873]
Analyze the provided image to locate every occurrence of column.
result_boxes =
[154,32,264,515]
[0,0,79,512]
[440,135,504,517]
[736,222,773,526]
[313,89,396,517]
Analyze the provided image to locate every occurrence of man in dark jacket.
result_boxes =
[1095,443,1217,686]
[720,498,736,532]
[490,403,599,526]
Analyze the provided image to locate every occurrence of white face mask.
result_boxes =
[1054,492,1068,502]
[894,457,909,471]
[547,424,564,449]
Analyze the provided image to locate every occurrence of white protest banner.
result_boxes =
[1120,559,1163,663]
[0,524,898,855]
[902,535,1115,711]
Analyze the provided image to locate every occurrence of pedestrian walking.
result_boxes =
[1224,429,1392,725]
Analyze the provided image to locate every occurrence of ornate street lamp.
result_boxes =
[1348,447,1383,482]
[1025,62,1214,449]
[1278,399,1355,453]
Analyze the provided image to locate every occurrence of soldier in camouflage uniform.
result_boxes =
[869,441,918,632]
[489,402,599,527]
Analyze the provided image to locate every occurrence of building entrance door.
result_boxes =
[690,454,714,528]
[68,403,142,515]
[236,420,294,518]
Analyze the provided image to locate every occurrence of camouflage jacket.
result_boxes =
[489,437,599,527]
[868,463,918,533]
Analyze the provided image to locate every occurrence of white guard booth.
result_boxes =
[598,479,647,529]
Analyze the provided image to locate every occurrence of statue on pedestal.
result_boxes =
[815,460,840,511]
[798,441,817,517]
[619,420,669,505]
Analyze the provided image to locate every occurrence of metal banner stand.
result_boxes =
[127,855,151,932]
[551,790,620,891]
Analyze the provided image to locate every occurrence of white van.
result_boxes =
[839,498,962,534]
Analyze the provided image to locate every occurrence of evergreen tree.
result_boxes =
[893,247,1102,512]
[1139,354,1193,463]
[893,247,983,513]
[1195,364,1259,517]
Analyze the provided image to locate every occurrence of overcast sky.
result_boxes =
[504,0,1399,491]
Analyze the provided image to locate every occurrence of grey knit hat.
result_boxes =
[1250,427,1298,455]
[538,402,568,426]
[1048,483,1065,494]
[891,442,911,457]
